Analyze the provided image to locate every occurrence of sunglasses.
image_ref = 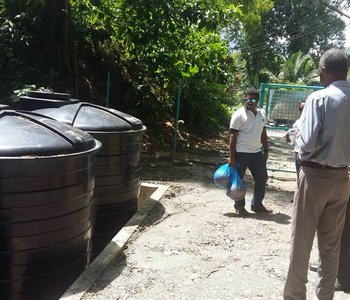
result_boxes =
[244,98,257,103]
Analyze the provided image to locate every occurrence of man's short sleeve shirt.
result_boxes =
[230,106,266,153]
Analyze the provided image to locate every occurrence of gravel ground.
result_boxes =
[78,154,349,300]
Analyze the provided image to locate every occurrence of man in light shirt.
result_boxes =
[284,48,350,299]
[229,87,270,215]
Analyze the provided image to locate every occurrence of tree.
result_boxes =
[0,0,290,136]
[0,0,74,102]
[69,0,247,130]
[260,51,319,85]
[230,0,348,83]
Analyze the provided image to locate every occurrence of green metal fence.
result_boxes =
[170,82,324,174]
[260,83,323,173]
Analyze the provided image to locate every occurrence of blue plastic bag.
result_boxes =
[213,163,231,189]
[213,163,246,200]
[226,163,246,201]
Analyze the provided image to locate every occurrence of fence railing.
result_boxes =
[260,83,323,173]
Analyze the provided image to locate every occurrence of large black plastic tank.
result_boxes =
[0,110,101,300]
[21,95,146,258]
[19,91,79,110]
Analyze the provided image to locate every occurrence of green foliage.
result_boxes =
[225,52,262,105]
[9,84,39,106]
[231,0,347,82]
[260,51,319,85]
[67,0,245,130]
[0,0,73,104]
[1,0,339,139]
[181,78,232,136]
[113,0,238,84]
[0,8,33,102]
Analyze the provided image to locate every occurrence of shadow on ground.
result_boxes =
[87,252,128,294]
[223,211,291,225]
[138,200,167,228]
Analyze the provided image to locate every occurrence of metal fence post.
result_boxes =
[265,84,271,118]
[173,78,183,153]
[106,72,111,108]
[259,82,266,108]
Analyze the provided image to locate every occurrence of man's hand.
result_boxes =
[228,157,236,168]
[263,151,269,161]
[283,133,291,143]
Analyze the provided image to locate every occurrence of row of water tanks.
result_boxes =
[0,91,146,300]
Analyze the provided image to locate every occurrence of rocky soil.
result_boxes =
[80,136,349,300]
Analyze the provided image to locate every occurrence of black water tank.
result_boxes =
[30,100,146,258]
[19,91,79,110]
[0,110,101,300]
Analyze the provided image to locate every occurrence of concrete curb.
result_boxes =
[60,183,168,300]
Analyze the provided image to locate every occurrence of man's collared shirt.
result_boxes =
[230,106,266,153]
[297,80,350,167]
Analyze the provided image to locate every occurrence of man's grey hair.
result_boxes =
[319,48,348,75]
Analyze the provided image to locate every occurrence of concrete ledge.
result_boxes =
[60,183,168,300]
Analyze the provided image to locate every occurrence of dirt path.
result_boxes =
[79,157,349,299]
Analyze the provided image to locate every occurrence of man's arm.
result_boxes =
[229,129,238,167]
[296,97,322,158]
[261,127,269,160]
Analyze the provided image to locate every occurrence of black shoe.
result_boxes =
[335,279,350,293]
[235,207,249,216]
[251,204,273,213]
[309,263,318,272]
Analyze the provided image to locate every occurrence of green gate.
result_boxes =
[259,83,323,173]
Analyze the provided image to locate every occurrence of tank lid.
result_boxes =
[0,110,99,157]
[27,91,71,100]
[36,102,144,132]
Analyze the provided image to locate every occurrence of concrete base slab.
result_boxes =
[60,182,168,300]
